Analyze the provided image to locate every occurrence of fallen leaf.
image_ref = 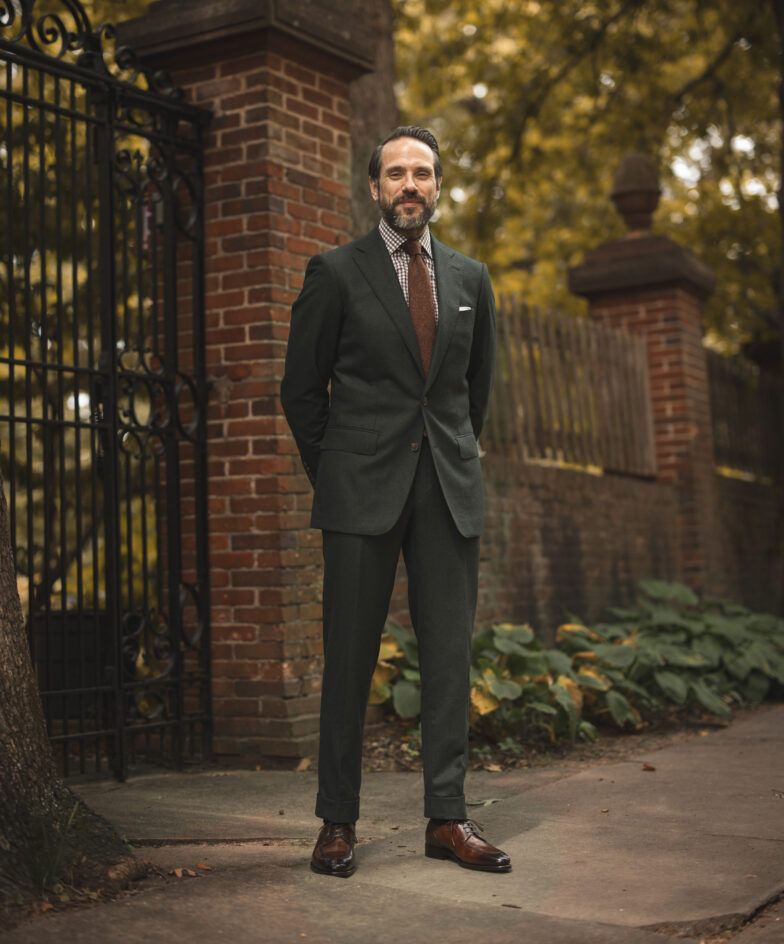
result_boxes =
[171,868,183,878]
[296,757,311,772]
[484,763,503,772]
[601,808,609,813]
[40,903,54,913]
[278,809,285,815]
[467,798,501,807]
[196,862,211,871]
[641,763,656,772]
[771,789,784,799]
[184,869,196,877]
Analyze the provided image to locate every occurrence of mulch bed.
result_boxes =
[361,703,778,775]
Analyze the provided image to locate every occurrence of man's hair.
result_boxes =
[368,126,442,186]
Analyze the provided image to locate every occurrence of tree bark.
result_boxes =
[0,473,135,905]
[349,0,399,237]
[773,0,784,372]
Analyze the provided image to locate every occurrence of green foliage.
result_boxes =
[373,581,784,744]
[394,0,780,352]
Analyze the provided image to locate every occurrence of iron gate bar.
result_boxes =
[0,0,212,779]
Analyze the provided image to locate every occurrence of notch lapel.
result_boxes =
[352,229,425,378]
[426,237,462,392]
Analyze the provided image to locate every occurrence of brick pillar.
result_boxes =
[569,153,717,593]
[118,0,375,764]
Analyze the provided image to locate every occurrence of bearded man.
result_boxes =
[281,126,510,877]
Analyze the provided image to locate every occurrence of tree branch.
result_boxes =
[671,31,743,106]
[509,0,648,164]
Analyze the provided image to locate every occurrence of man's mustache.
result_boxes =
[394,194,426,206]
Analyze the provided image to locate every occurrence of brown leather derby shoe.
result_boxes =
[425,819,511,872]
[311,822,356,877]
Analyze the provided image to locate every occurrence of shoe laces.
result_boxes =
[454,818,484,838]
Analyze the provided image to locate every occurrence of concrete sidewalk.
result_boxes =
[4,706,783,943]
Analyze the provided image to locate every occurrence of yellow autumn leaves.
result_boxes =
[371,617,643,740]
[369,632,405,705]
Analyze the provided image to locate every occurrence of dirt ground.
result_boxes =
[361,703,775,775]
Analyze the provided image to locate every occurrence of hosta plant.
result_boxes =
[370,580,784,744]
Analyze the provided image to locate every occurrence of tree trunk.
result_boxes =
[0,473,135,905]
[350,0,399,237]
[773,0,784,372]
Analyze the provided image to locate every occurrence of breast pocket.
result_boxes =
[320,425,379,455]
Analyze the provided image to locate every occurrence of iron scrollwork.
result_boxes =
[0,0,183,98]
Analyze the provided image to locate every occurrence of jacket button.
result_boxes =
[410,442,419,452]
[422,396,428,406]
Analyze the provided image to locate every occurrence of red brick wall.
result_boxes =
[587,286,717,594]
[714,476,784,614]
[172,47,351,763]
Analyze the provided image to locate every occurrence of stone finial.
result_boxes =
[611,153,661,232]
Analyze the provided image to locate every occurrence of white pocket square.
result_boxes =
[459,306,472,312]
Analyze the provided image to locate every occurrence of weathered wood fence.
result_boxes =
[484,296,656,477]
[707,351,784,484]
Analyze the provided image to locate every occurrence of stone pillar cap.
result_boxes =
[569,152,715,300]
[568,233,715,300]
[117,0,376,74]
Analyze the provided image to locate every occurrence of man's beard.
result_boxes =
[379,192,437,232]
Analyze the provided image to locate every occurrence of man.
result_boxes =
[281,126,510,877]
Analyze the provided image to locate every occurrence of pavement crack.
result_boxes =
[641,885,784,938]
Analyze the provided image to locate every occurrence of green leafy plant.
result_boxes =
[372,581,784,746]
[404,725,422,758]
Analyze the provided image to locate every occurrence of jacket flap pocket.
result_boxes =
[456,432,479,459]
[321,426,378,455]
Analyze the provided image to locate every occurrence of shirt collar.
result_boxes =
[379,217,432,258]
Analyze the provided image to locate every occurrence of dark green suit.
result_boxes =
[281,226,496,822]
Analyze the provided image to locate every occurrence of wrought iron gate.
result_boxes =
[0,0,211,778]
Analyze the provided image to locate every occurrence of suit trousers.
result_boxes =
[315,440,480,823]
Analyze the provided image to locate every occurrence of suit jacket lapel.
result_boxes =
[352,228,425,377]
[426,236,462,392]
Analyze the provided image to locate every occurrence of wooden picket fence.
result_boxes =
[483,296,656,477]
[707,351,784,484]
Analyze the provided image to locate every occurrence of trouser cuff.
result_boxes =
[424,794,467,820]
[315,792,360,824]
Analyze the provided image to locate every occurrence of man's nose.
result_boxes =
[402,174,419,192]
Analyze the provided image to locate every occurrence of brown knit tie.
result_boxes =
[403,239,436,374]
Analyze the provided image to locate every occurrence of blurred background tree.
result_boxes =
[393,0,780,363]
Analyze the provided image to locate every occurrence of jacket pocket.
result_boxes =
[320,425,379,455]
[456,432,479,459]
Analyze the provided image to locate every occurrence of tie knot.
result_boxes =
[402,239,422,258]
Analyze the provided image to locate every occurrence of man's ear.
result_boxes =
[369,177,379,202]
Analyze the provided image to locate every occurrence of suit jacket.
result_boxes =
[280,226,496,538]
